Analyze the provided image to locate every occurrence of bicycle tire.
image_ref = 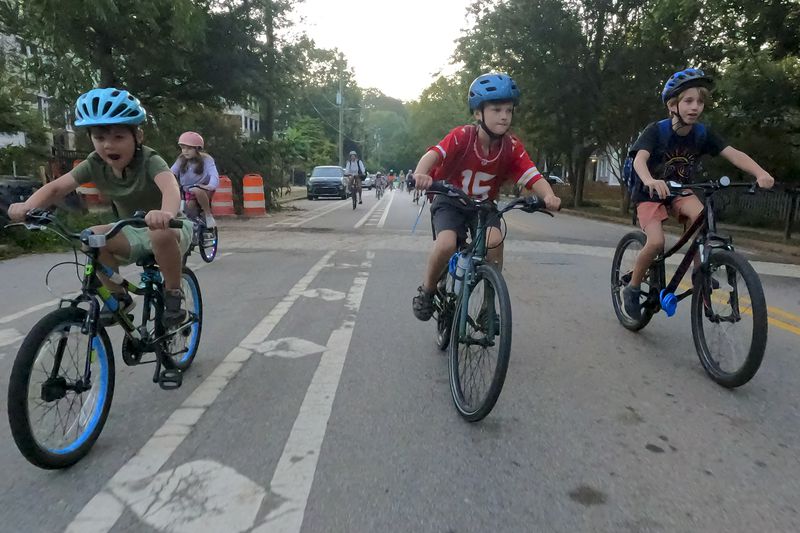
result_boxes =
[449,263,512,422]
[611,231,656,331]
[691,250,768,388]
[165,266,203,371]
[199,226,219,263]
[351,186,357,209]
[8,307,115,469]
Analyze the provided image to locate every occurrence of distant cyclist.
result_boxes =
[406,169,415,194]
[344,150,366,204]
[171,131,219,228]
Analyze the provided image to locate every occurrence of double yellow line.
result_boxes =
[677,281,800,337]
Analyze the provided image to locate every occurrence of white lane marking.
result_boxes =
[0,301,59,325]
[253,337,328,359]
[254,270,370,533]
[0,328,24,348]
[300,288,345,301]
[354,194,385,229]
[377,189,395,228]
[268,200,350,229]
[0,254,233,327]
[112,460,265,533]
[66,250,336,533]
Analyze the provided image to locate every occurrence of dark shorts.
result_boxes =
[430,195,501,243]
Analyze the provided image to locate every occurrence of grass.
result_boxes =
[0,209,116,260]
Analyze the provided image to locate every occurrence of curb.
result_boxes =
[560,208,800,264]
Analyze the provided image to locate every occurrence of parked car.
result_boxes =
[307,166,349,200]
[363,173,375,190]
[546,174,567,185]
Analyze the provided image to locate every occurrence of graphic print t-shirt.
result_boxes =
[630,121,727,204]
[429,125,542,201]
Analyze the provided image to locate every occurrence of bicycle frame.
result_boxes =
[648,188,735,313]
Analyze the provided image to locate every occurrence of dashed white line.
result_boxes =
[354,195,386,229]
[376,189,396,228]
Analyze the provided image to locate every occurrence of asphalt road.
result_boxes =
[0,187,798,533]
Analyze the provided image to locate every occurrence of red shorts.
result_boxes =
[636,194,701,229]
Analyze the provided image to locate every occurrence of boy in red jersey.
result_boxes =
[412,73,561,321]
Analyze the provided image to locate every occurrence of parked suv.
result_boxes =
[307,166,348,200]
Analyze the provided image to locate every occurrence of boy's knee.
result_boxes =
[148,228,178,247]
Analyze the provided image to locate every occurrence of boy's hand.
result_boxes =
[145,210,175,230]
[755,172,774,190]
[8,202,29,222]
[415,174,433,190]
[644,178,670,200]
[543,194,561,211]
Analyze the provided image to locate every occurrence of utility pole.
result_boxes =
[337,53,344,167]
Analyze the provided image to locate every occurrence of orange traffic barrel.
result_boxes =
[242,173,266,217]
[76,182,104,206]
[211,175,235,216]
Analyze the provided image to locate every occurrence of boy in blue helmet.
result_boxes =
[8,88,192,328]
[412,73,561,321]
[622,68,775,320]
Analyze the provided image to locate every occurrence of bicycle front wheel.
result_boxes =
[199,226,218,263]
[691,250,768,388]
[8,307,115,469]
[449,263,512,422]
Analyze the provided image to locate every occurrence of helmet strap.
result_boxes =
[477,109,505,141]
[670,99,691,133]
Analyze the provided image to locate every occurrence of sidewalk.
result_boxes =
[561,205,800,264]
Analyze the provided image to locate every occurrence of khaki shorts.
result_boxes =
[118,219,193,265]
[636,194,701,230]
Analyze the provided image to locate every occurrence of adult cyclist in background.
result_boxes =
[171,131,219,228]
[344,150,366,204]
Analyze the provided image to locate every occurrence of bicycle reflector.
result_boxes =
[660,289,678,317]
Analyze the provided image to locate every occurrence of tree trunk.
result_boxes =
[95,33,116,87]
[263,1,276,182]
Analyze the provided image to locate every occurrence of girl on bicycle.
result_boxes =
[411,73,560,321]
[171,131,219,228]
[622,69,775,320]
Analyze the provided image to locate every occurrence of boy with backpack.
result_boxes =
[411,73,561,321]
[622,68,774,320]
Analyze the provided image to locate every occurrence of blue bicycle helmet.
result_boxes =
[74,88,146,127]
[661,68,713,104]
[468,73,520,111]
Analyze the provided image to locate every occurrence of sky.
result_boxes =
[290,0,474,102]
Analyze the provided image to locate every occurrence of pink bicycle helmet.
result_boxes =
[178,131,204,148]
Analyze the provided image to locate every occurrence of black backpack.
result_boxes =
[622,119,707,193]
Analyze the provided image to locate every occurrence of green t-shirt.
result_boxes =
[71,146,171,217]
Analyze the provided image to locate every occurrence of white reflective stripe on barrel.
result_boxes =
[243,200,265,208]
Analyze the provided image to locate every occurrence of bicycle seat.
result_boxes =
[135,254,158,268]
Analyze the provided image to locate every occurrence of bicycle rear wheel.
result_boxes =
[691,250,767,388]
[449,263,511,422]
[8,307,115,469]
[351,185,357,209]
[611,231,656,331]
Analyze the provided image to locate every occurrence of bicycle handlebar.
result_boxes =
[425,181,553,216]
[667,176,764,196]
[16,209,183,245]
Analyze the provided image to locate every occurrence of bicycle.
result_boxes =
[426,182,552,421]
[346,174,359,209]
[5,209,203,469]
[610,176,768,388]
[181,186,218,263]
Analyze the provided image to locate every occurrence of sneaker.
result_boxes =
[412,286,434,321]
[205,214,216,229]
[162,288,188,330]
[99,292,136,327]
[622,284,642,320]
[359,200,363,204]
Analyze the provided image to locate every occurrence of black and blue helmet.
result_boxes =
[468,73,520,111]
[661,68,713,104]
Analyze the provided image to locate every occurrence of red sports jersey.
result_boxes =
[429,125,542,200]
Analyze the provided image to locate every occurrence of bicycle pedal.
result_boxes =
[158,368,183,390]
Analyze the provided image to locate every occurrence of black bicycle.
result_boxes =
[611,177,768,388]
[426,182,552,421]
[182,186,218,263]
[6,209,203,469]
